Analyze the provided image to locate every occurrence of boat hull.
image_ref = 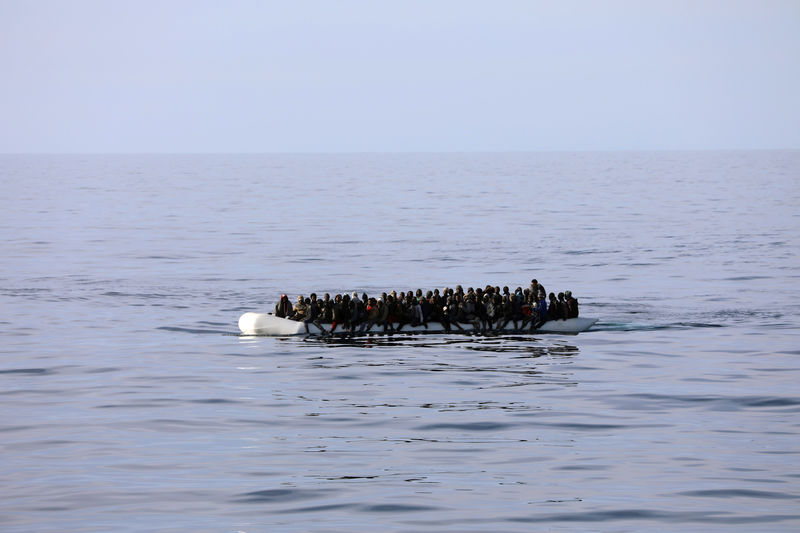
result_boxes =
[238,312,597,336]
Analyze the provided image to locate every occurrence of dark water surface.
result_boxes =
[2,152,799,531]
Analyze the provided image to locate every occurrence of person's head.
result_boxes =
[310,293,317,300]
[297,295,303,302]
[565,290,572,298]
[549,292,556,300]
[324,293,330,301]
[558,292,564,300]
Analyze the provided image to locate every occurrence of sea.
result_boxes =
[1,151,799,532]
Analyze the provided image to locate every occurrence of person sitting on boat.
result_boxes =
[519,291,533,329]
[530,279,545,299]
[321,293,333,323]
[349,292,363,334]
[459,294,480,330]
[327,294,345,334]
[533,292,548,329]
[486,293,501,331]
[359,297,380,333]
[406,297,419,327]
[436,296,451,331]
[377,297,392,332]
[557,292,569,320]
[341,294,353,332]
[479,293,490,332]
[547,293,562,321]
[274,294,292,318]
[309,293,321,315]
[421,291,433,323]
[565,290,579,318]
[445,295,465,331]
[292,295,309,322]
[303,295,326,334]
[496,293,513,331]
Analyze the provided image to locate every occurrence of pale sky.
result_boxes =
[1,0,798,153]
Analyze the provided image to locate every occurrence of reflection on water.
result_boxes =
[295,332,580,356]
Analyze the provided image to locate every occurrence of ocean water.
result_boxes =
[1,151,799,532]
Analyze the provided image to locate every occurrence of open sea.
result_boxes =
[1,151,799,532]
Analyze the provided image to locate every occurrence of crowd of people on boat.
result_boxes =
[273,279,579,335]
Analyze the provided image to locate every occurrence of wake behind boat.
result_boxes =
[238,312,597,336]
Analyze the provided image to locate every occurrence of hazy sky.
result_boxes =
[1,0,798,152]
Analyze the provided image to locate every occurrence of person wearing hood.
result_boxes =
[274,294,292,318]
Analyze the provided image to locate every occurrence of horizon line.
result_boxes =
[2,147,799,156]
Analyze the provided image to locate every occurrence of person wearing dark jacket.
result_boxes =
[321,294,333,322]
[274,294,292,318]
[547,293,562,321]
[303,296,325,334]
[557,292,568,320]
[328,294,345,334]
[349,292,363,334]
[565,290,579,318]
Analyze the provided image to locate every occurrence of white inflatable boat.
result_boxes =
[238,312,597,336]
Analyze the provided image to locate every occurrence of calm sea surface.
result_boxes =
[1,152,799,532]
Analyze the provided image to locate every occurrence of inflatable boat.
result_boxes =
[238,312,597,336]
